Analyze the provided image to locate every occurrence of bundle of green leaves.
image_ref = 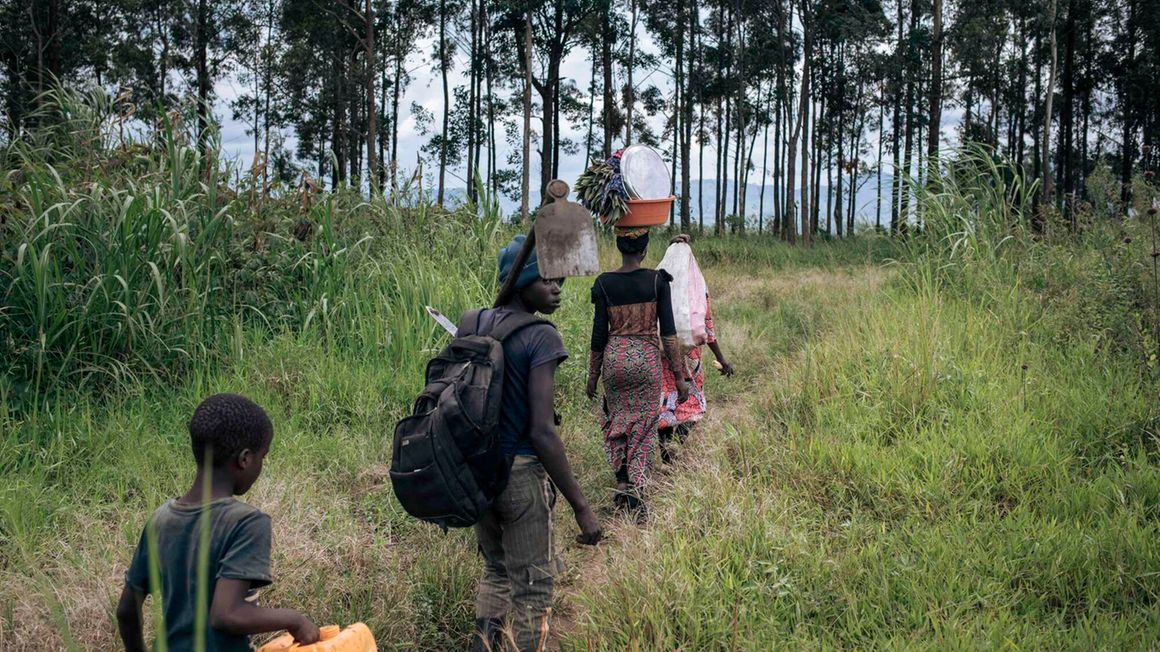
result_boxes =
[574,152,629,226]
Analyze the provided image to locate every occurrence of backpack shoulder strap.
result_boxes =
[488,311,552,342]
[456,308,485,337]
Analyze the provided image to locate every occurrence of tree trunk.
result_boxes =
[720,96,731,234]
[743,111,758,234]
[798,5,812,247]
[333,54,346,186]
[899,1,918,234]
[773,88,783,236]
[835,71,845,238]
[670,78,679,227]
[782,2,797,243]
[158,11,170,102]
[734,9,747,229]
[539,55,561,200]
[521,10,533,222]
[263,0,275,196]
[890,0,904,233]
[484,1,497,193]
[467,0,478,202]
[699,93,706,232]
[1042,0,1059,205]
[733,98,742,222]
[848,115,859,232]
[349,55,360,184]
[438,0,449,206]
[586,46,597,168]
[1117,0,1136,202]
[473,8,484,200]
[1059,0,1075,200]
[679,0,693,229]
[812,96,822,235]
[928,0,943,186]
[46,0,62,80]
[760,93,770,234]
[379,61,387,191]
[602,0,614,157]
[1017,16,1029,167]
[876,90,884,231]
[551,2,563,183]
[900,78,915,232]
[195,0,211,150]
[671,63,680,227]
[698,19,706,234]
[1080,12,1093,198]
[626,0,638,144]
[391,52,402,192]
[365,0,378,195]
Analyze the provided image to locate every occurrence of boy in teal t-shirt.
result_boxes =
[116,394,320,651]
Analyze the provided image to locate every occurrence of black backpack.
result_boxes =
[390,309,550,530]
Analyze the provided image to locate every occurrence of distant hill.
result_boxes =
[440,177,898,228]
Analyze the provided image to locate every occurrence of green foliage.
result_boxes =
[567,146,1160,650]
[0,89,491,408]
[1,102,1158,650]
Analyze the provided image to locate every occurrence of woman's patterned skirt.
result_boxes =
[600,335,662,490]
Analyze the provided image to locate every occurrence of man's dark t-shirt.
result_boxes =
[465,308,568,456]
[125,497,273,652]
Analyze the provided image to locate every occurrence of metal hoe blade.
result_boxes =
[534,179,600,279]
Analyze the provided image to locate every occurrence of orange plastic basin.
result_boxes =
[603,196,675,227]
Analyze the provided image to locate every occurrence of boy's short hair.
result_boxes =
[189,393,273,467]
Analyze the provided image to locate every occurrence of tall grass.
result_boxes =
[2,92,1156,650]
[566,147,1160,649]
[0,90,536,650]
[0,89,379,412]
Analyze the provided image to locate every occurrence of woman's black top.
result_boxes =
[590,268,676,352]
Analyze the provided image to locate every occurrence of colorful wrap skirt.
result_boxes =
[659,345,706,430]
[600,335,662,489]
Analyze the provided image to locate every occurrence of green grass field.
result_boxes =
[2,92,1158,650]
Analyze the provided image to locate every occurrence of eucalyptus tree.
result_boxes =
[493,0,602,199]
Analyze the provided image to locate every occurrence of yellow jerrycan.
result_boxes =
[256,623,376,652]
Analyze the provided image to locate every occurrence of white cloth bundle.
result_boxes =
[658,243,708,347]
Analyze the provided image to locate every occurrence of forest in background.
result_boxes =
[3,0,1159,238]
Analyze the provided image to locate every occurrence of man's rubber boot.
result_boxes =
[471,617,505,652]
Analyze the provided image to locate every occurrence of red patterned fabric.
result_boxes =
[660,347,705,428]
[660,296,716,429]
[601,334,662,489]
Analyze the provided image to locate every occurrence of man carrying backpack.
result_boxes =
[457,235,602,652]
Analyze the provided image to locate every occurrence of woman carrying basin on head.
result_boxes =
[586,227,689,521]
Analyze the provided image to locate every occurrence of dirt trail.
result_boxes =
[550,264,886,648]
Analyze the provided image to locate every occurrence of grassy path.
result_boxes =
[552,262,889,650]
[5,237,1157,650]
[550,248,1159,650]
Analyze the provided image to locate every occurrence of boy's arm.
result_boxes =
[527,361,602,545]
[209,578,320,644]
[116,585,147,652]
